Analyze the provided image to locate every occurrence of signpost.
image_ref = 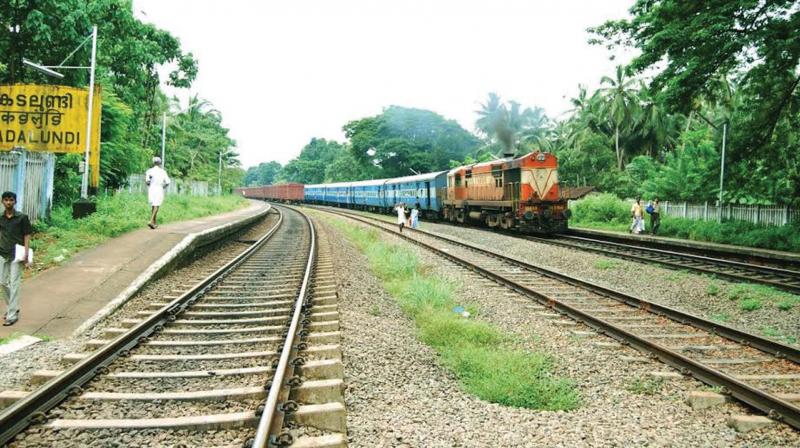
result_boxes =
[0,84,102,188]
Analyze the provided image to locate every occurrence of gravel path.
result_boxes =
[314,212,800,447]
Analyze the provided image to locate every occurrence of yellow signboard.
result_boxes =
[0,84,102,186]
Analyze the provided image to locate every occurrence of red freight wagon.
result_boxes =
[273,183,304,202]
[235,183,304,203]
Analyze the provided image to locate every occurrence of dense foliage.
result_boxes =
[588,0,800,204]
[0,0,241,204]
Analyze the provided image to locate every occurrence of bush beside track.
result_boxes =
[322,214,580,411]
[570,193,800,253]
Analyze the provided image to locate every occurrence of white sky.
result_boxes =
[133,0,635,168]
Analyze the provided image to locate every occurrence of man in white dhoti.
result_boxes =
[145,157,170,229]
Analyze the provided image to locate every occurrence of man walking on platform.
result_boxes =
[146,157,171,229]
[0,192,32,326]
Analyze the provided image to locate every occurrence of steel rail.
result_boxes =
[0,207,284,447]
[566,228,800,271]
[534,234,800,295]
[252,206,317,447]
[318,207,800,430]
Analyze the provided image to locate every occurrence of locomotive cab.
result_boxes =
[443,151,569,234]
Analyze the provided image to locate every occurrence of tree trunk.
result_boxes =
[615,126,622,170]
[681,111,694,150]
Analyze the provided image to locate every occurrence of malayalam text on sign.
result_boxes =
[0,84,102,185]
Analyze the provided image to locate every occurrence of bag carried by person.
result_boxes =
[645,203,654,214]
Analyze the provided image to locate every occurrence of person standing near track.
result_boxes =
[395,202,406,233]
[630,198,644,234]
[650,197,661,235]
[411,204,420,229]
[145,157,171,229]
[0,191,32,326]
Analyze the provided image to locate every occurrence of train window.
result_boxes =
[465,170,472,179]
[455,174,462,186]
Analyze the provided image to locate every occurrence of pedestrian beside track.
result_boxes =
[318,207,800,432]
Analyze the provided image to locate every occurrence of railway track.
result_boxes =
[528,232,800,295]
[318,206,800,431]
[0,206,346,447]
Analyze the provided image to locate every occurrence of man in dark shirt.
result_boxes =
[0,191,32,326]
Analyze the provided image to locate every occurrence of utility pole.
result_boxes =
[718,122,727,222]
[218,150,223,195]
[161,113,166,169]
[79,25,98,199]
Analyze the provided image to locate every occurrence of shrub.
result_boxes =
[570,193,631,227]
[594,259,618,270]
[739,298,762,311]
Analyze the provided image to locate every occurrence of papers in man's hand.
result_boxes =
[14,244,32,263]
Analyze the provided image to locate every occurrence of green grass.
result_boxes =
[594,259,618,270]
[30,193,248,275]
[724,284,799,312]
[626,377,665,395]
[710,313,730,323]
[739,298,762,312]
[0,332,51,345]
[706,282,721,296]
[0,332,24,345]
[570,194,800,252]
[665,270,689,281]
[777,298,798,311]
[324,215,579,411]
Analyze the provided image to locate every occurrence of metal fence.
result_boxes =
[0,149,55,222]
[659,201,798,227]
[123,174,210,196]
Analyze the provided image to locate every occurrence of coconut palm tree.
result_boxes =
[600,65,640,169]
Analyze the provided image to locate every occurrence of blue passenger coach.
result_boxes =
[383,171,447,217]
[304,184,326,203]
[350,179,385,210]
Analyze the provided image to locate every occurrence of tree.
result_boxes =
[280,138,347,184]
[475,93,550,157]
[243,161,283,186]
[0,0,206,203]
[344,106,479,178]
[591,0,800,203]
[599,66,640,169]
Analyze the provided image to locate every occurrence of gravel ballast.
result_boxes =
[314,211,800,447]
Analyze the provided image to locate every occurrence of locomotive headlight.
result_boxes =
[536,153,546,161]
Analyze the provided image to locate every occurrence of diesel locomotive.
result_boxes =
[236,151,569,234]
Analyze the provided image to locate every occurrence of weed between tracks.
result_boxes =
[326,217,580,411]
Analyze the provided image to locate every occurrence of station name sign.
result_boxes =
[0,84,102,185]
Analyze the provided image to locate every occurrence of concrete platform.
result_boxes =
[0,200,270,340]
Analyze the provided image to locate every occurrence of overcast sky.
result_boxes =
[133,0,635,168]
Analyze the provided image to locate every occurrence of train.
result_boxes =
[236,151,570,234]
